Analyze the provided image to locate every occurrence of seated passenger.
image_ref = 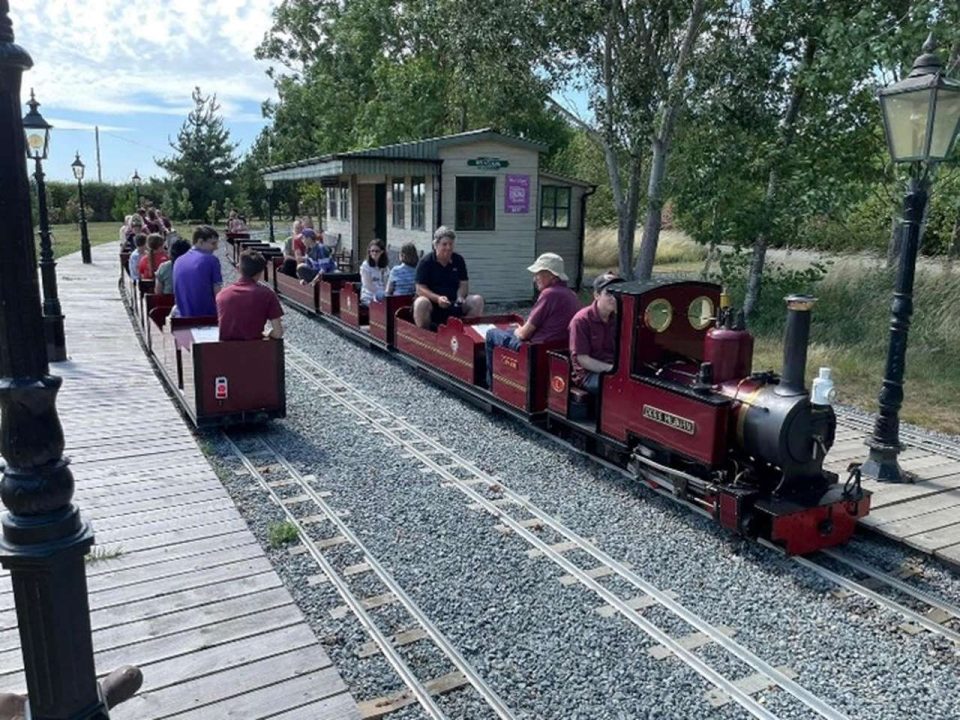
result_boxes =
[281,219,305,277]
[226,209,247,234]
[360,239,388,305]
[122,215,144,251]
[173,225,223,318]
[128,234,147,281]
[155,238,191,295]
[386,243,418,296]
[485,253,581,388]
[216,250,284,341]
[137,234,168,280]
[413,226,484,329]
[295,229,335,283]
[569,272,625,395]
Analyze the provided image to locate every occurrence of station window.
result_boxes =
[339,182,350,221]
[392,178,405,228]
[328,186,338,221]
[540,186,571,229]
[411,177,426,230]
[455,177,495,231]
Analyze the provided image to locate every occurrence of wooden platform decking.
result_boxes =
[826,425,960,567]
[0,243,361,720]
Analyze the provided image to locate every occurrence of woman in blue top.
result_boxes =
[386,243,418,296]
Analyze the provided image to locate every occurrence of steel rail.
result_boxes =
[834,409,960,462]
[286,347,849,720]
[756,541,960,645]
[222,433,450,720]
[820,549,960,622]
[257,436,519,720]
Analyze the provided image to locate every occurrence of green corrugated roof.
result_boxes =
[262,127,547,176]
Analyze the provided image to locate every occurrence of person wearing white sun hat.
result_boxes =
[484,252,581,388]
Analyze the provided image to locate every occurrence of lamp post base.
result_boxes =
[44,313,67,362]
[861,443,915,484]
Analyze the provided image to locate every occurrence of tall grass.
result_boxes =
[747,261,960,433]
[584,226,706,271]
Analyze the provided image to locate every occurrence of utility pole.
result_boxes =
[95,125,102,182]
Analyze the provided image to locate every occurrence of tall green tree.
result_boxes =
[541,0,711,280]
[157,88,238,222]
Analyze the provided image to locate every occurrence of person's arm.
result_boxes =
[416,283,449,307]
[576,354,614,373]
[456,279,469,304]
[514,319,537,341]
[266,316,284,339]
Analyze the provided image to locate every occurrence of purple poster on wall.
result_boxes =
[505,174,530,214]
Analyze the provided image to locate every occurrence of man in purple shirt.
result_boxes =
[569,272,624,394]
[485,253,581,388]
[173,225,223,318]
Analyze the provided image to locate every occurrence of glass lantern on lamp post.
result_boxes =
[131,169,141,210]
[22,88,66,361]
[862,35,960,483]
[265,176,276,244]
[71,152,91,264]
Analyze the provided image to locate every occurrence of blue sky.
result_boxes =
[10,0,278,184]
[9,1,594,186]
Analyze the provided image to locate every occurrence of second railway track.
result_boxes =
[283,343,857,720]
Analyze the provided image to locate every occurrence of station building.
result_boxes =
[261,128,594,302]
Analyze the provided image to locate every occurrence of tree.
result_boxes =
[542,0,711,279]
[157,88,238,223]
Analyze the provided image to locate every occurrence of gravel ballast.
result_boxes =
[199,250,960,720]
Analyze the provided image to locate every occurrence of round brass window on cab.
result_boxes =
[687,296,715,330]
[644,299,673,333]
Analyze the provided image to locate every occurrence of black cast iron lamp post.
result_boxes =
[23,88,67,362]
[862,35,960,483]
[265,176,275,244]
[131,168,141,209]
[0,1,141,716]
[71,152,91,264]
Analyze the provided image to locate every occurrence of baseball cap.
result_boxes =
[593,272,625,294]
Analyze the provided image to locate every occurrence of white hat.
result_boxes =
[527,253,568,282]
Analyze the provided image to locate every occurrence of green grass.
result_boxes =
[268,520,300,548]
[46,221,122,260]
[86,545,123,564]
[585,224,960,434]
[748,262,960,434]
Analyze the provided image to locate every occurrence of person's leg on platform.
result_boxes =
[583,372,601,395]
[463,294,484,317]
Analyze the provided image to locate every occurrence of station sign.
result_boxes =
[467,157,509,170]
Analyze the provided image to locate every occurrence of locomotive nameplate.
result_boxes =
[642,405,695,435]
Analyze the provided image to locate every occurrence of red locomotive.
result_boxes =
[270,272,871,554]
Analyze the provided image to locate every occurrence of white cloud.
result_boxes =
[10,0,279,120]
[44,117,131,132]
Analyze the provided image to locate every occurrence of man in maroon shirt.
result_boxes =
[485,253,581,388]
[216,250,284,341]
[569,272,624,394]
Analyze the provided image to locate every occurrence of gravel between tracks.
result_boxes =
[201,253,960,720]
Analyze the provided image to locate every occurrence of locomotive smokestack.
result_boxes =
[779,295,816,394]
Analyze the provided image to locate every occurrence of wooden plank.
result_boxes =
[865,504,960,538]
[357,627,429,659]
[863,489,960,526]
[706,666,798,707]
[650,626,736,660]
[266,694,363,720]
[91,518,250,556]
[358,671,468,719]
[0,603,306,678]
[2,587,297,656]
[160,669,357,720]
[330,593,397,619]
[105,645,341,720]
[902,521,960,552]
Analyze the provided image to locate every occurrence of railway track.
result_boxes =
[222,432,518,720]
[284,344,851,720]
[834,407,960,462]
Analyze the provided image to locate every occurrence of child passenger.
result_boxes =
[386,242,418,296]
[360,238,388,305]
